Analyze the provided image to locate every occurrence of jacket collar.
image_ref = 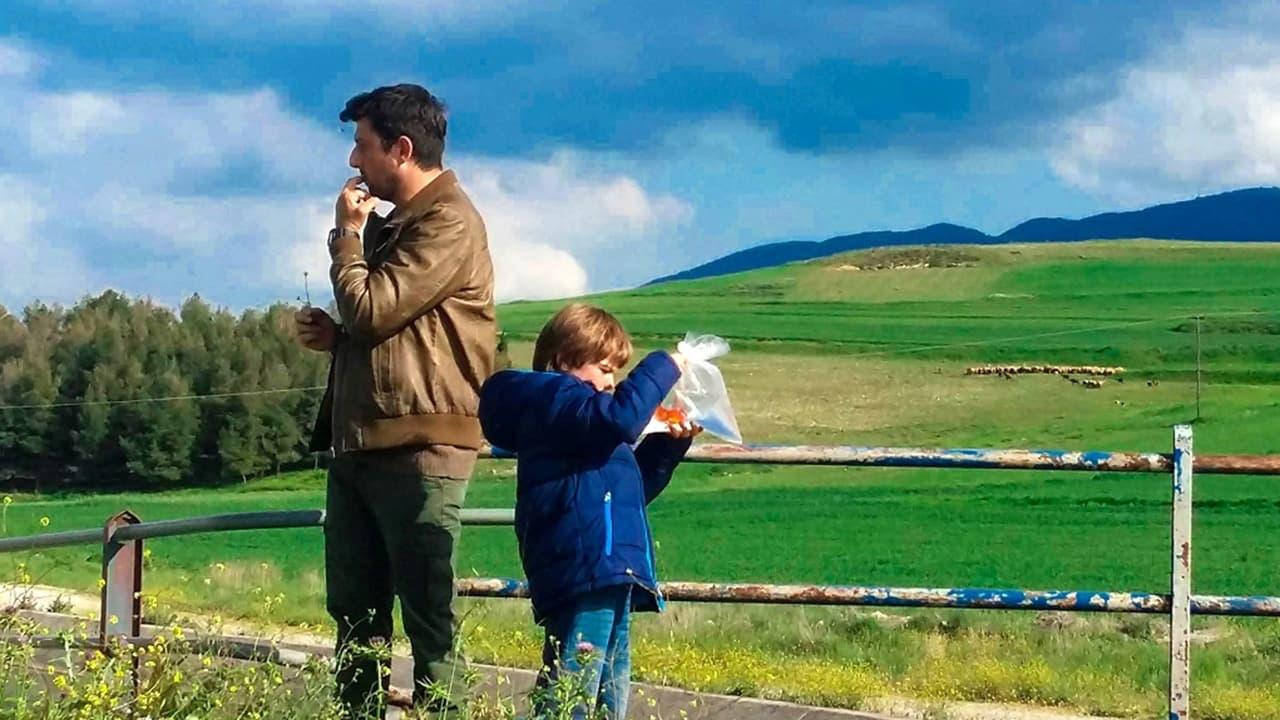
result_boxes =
[383,169,458,229]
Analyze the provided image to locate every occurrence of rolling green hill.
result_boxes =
[502,240,1280,374]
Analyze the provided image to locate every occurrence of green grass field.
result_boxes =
[5,240,1280,717]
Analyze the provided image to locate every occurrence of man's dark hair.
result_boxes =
[340,84,447,169]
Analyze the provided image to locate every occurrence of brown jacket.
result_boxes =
[311,170,496,455]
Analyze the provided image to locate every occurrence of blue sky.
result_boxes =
[4,1,1280,308]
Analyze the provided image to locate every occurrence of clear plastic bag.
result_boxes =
[643,333,743,444]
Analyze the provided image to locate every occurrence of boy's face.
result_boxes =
[567,358,618,393]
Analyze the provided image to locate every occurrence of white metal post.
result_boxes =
[1170,425,1194,719]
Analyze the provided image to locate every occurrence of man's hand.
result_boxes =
[295,307,338,352]
[335,176,379,232]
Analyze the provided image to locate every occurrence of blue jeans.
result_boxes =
[534,585,632,719]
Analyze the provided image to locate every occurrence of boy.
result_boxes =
[478,303,698,719]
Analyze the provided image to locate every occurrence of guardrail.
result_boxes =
[3,425,1274,719]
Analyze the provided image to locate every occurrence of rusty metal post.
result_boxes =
[100,510,143,688]
[1170,425,1193,720]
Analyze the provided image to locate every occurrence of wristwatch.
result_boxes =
[327,227,359,250]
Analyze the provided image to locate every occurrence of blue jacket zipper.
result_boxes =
[636,509,665,609]
[603,491,613,556]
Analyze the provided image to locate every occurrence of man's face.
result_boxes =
[348,118,398,199]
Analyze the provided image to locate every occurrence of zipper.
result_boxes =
[603,491,613,557]
[637,511,665,607]
[625,567,664,608]
[603,493,664,608]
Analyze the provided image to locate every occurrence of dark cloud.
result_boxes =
[11,0,1219,157]
[429,1,1194,155]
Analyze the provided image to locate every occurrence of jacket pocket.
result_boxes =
[370,321,442,417]
[603,491,613,557]
[371,336,396,398]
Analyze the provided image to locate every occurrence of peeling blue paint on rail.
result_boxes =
[484,445,1175,472]
[456,579,1280,616]
[484,444,1280,475]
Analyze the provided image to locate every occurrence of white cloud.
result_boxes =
[20,88,339,187]
[27,92,128,155]
[487,242,588,302]
[0,45,692,308]
[1052,9,1280,204]
[0,175,93,304]
[0,39,42,79]
[458,153,693,299]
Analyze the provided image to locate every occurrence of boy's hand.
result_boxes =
[668,351,688,374]
[666,421,702,440]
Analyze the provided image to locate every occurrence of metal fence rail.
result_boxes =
[0,508,516,554]
[489,443,1280,474]
[2,425,1276,719]
[455,578,1280,616]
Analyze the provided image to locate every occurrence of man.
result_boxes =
[295,83,495,718]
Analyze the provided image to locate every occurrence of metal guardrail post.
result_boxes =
[100,509,143,689]
[1170,425,1193,720]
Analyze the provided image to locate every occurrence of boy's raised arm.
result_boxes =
[547,352,681,452]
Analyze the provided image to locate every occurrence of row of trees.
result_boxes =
[0,291,329,486]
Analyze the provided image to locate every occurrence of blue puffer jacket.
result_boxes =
[478,352,689,623]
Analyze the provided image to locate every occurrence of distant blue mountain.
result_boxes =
[650,187,1280,284]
